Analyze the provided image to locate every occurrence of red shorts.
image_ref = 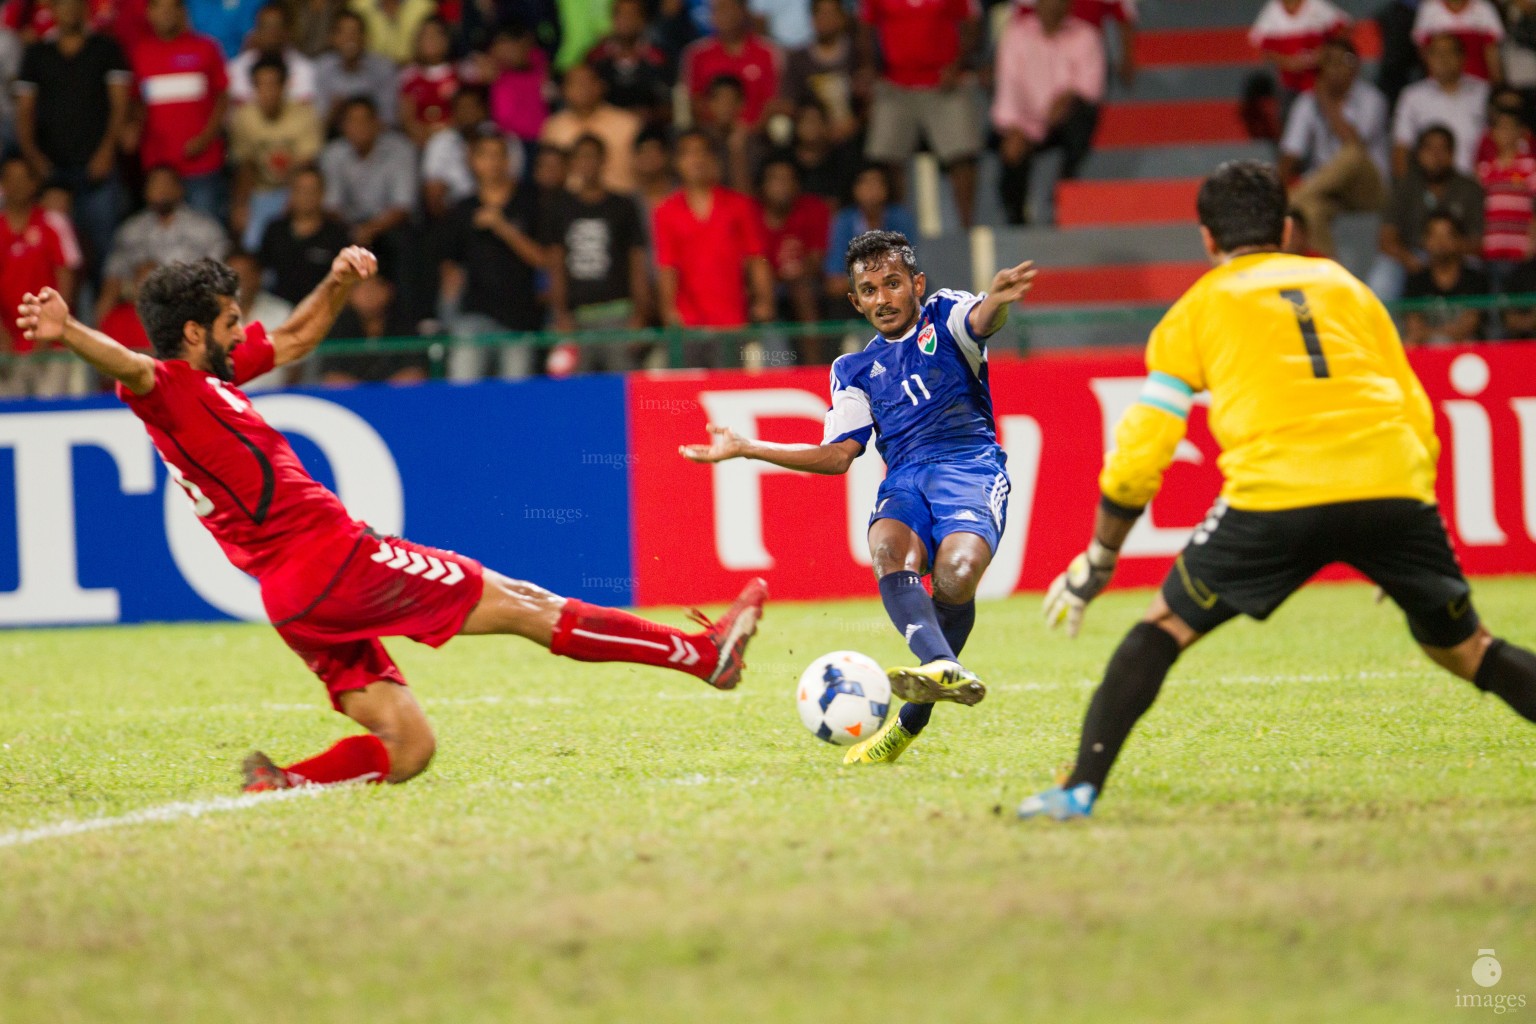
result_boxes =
[262,531,487,710]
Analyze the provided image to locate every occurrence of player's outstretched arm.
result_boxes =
[268,246,378,368]
[968,260,1037,339]
[16,287,156,395]
[680,424,863,475]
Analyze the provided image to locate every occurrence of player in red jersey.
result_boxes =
[16,247,767,791]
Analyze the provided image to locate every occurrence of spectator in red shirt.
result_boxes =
[400,15,459,148]
[129,0,229,221]
[1477,106,1536,290]
[1249,0,1352,97]
[0,155,83,397]
[859,0,982,229]
[757,155,830,361]
[681,0,782,128]
[652,128,773,366]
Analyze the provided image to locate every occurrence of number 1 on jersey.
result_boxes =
[1279,287,1330,379]
[900,374,931,406]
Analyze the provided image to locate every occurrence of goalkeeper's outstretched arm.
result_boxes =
[1043,372,1195,636]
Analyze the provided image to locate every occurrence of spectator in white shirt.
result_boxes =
[226,1,317,105]
[1280,37,1390,254]
[1393,33,1489,177]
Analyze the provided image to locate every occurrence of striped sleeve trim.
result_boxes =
[1138,371,1195,419]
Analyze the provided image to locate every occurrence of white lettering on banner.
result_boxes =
[0,409,156,625]
[1089,378,1210,557]
[166,394,405,621]
[1444,355,1506,546]
[974,415,1042,599]
[1509,398,1536,544]
[697,389,830,571]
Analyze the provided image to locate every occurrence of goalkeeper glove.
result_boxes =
[1042,539,1118,638]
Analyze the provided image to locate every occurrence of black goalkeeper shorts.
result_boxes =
[1160,498,1479,648]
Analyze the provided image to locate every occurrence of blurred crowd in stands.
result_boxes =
[1255,0,1536,346]
[0,0,1533,396]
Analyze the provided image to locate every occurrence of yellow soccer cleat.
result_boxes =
[885,659,986,706]
[842,714,916,765]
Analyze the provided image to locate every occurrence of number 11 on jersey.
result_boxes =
[900,374,931,406]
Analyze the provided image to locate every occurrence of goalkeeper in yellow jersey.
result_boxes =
[1017,160,1536,821]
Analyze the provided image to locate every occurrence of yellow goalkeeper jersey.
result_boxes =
[1100,251,1439,513]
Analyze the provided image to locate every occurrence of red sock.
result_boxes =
[283,734,391,786]
[550,599,718,679]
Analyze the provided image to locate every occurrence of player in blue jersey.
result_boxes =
[681,230,1036,764]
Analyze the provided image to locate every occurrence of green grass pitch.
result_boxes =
[3,580,1535,1023]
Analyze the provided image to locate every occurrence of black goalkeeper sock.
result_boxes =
[1066,622,1182,792]
[898,599,977,736]
[1474,638,1536,723]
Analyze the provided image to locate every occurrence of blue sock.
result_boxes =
[899,599,976,735]
[878,570,954,665]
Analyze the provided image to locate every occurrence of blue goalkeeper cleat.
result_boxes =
[1016,783,1097,821]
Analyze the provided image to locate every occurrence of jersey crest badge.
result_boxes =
[917,323,937,355]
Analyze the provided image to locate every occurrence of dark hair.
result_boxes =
[1196,160,1287,252]
[845,229,917,281]
[706,73,745,98]
[337,95,378,120]
[250,53,289,84]
[144,163,183,186]
[756,153,799,191]
[257,1,287,22]
[333,8,364,31]
[570,131,607,158]
[1320,36,1358,59]
[1416,123,1455,150]
[137,258,239,361]
[468,123,509,150]
[636,125,669,149]
[454,83,490,108]
[1424,210,1465,236]
[673,126,715,153]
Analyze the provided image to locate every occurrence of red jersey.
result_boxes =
[0,206,81,353]
[1248,0,1351,93]
[861,0,978,89]
[1014,0,1135,29]
[1412,0,1504,81]
[100,301,152,351]
[400,62,460,130]
[681,34,781,125]
[116,325,365,581]
[129,29,228,177]
[3,0,115,37]
[652,186,766,327]
[1478,138,1536,261]
[762,194,831,278]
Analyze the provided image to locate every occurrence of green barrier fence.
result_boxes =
[2,292,1531,377]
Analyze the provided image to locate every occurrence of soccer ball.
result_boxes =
[796,650,891,745]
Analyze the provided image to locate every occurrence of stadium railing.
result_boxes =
[0,293,1529,385]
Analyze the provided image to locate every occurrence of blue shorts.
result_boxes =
[868,453,1010,571]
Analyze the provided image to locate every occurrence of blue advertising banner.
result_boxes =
[0,377,636,628]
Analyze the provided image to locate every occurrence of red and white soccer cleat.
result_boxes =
[689,576,768,690]
[241,750,295,793]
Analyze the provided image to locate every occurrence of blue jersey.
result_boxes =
[821,289,1001,471]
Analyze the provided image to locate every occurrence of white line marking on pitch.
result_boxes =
[0,786,336,850]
